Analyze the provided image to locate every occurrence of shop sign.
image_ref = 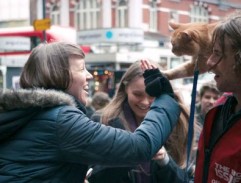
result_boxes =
[33,18,51,31]
[77,28,144,44]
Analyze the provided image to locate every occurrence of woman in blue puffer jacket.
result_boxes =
[0,42,180,183]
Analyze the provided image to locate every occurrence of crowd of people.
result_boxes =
[1,10,241,183]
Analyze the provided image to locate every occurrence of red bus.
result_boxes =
[0,26,90,89]
[0,25,90,56]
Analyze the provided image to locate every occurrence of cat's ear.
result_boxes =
[169,21,180,30]
[180,32,192,42]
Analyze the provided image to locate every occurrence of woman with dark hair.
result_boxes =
[0,42,179,183]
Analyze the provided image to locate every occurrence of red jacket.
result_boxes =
[195,102,241,183]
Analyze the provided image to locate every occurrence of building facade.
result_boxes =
[43,0,240,94]
[0,0,240,94]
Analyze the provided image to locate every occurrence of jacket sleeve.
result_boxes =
[56,94,180,166]
[151,157,193,183]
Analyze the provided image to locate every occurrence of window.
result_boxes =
[170,57,181,69]
[149,1,158,31]
[170,11,179,23]
[75,0,100,30]
[30,37,42,49]
[159,57,168,70]
[50,3,60,25]
[190,2,209,23]
[116,0,128,28]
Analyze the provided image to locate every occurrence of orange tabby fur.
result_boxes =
[163,21,218,80]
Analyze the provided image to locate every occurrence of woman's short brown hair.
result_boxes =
[20,42,85,90]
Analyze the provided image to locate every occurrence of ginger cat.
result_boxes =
[163,21,218,80]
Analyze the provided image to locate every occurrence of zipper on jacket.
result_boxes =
[203,148,211,183]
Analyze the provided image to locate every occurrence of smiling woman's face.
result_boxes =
[125,76,155,123]
[66,57,93,105]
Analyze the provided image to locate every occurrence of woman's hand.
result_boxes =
[140,59,157,70]
[152,146,170,166]
[140,59,174,98]
[152,146,167,161]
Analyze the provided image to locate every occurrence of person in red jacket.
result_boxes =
[194,11,241,183]
[151,11,241,183]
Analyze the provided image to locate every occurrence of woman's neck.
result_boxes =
[135,116,144,126]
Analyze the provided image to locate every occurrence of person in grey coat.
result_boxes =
[0,42,179,183]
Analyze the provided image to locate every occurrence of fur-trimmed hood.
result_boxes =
[0,89,83,142]
[0,89,77,111]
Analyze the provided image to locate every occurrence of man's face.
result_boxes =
[207,35,240,93]
[200,90,220,115]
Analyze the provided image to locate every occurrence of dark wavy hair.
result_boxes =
[212,11,241,76]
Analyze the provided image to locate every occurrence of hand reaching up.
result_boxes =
[140,59,174,98]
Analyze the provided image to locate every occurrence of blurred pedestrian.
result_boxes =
[91,91,110,111]
[0,42,180,183]
[86,91,110,118]
[195,81,221,127]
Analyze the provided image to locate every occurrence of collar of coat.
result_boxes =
[0,88,77,112]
